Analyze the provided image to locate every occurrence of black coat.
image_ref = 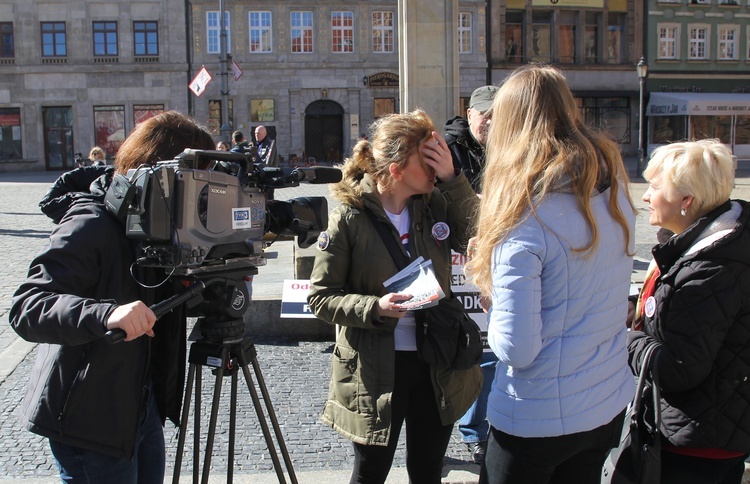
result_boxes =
[628,200,750,452]
[10,167,186,459]
[443,116,485,193]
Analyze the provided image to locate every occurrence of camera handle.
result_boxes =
[104,281,207,344]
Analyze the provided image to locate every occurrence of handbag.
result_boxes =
[602,342,662,484]
[365,208,482,370]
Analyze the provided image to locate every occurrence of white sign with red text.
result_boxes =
[280,279,317,318]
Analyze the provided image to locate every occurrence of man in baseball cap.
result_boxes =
[443,85,498,193]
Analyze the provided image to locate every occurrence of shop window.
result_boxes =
[577,97,631,144]
[652,116,686,144]
[133,104,164,126]
[93,105,125,157]
[690,115,731,143]
[208,99,234,137]
[505,11,524,63]
[531,11,552,63]
[736,116,750,144]
[558,11,577,63]
[374,98,396,119]
[0,107,22,160]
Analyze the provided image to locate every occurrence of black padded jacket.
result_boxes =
[10,166,186,459]
[628,200,750,452]
[443,116,485,193]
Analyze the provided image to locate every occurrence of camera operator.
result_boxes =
[9,111,215,483]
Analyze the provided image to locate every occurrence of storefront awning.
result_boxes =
[647,92,750,116]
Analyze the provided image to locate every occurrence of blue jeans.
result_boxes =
[49,388,165,483]
[458,352,497,443]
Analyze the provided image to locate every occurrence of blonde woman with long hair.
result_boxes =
[465,65,636,483]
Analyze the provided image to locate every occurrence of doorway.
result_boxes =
[43,106,74,170]
[304,100,343,164]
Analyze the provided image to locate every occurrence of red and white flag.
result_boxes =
[189,66,212,97]
[231,59,243,81]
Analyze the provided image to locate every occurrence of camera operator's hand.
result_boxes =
[377,293,413,320]
[106,301,157,342]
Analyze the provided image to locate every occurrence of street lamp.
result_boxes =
[636,57,648,178]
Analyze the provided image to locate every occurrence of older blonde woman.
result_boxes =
[629,139,750,483]
[466,65,636,483]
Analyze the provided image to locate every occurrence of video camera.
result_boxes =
[105,148,340,276]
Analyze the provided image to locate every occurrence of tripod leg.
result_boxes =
[194,367,202,484]
[228,369,237,484]
[172,362,197,484]
[201,347,228,484]
[247,353,299,484]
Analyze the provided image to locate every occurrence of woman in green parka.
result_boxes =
[308,109,482,484]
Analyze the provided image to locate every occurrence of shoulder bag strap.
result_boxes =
[364,207,409,271]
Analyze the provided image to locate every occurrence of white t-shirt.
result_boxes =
[385,207,417,351]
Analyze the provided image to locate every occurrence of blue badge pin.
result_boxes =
[317,232,330,251]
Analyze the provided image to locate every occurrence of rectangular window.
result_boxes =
[41,22,66,57]
[372,11,394,53]
[531,11,551,63]
[458,12,472,54]
[0,107,22,160]
[505,11,524,63]
[134,21,158,56]
[658,24,679,59]
[332,11,354,53]
[0,22,14,58]
[688,25,709,59]
[93,21,118,56]
[584,13,600,63]
[93,105,125,157]
[576,97,631,144]
[718,25,738,60]
[133,104,164,126]
[607,14,626,63]
[374,98,396,119]
[291,11,313,53]
[249,11,272,53]
[690,115,731,143]
[691,0,710,4]
[558,11,577,63]
[207,11,230,54]
[718,0,739,4]
[208,99,234,137]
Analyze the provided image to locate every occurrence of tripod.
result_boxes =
[161,274,297,484]
[172,331,298,484]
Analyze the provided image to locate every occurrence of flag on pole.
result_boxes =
[231,59,243,81]
[189,66,212,97]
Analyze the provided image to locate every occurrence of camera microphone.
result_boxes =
[292,166,342,184]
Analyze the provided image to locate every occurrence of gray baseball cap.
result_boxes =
[469,85,499,113]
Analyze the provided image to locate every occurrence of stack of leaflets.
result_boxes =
[382,256,445,310]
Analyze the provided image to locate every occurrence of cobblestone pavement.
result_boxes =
[2,164,749,482]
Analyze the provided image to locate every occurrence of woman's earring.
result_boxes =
[680,208,687,216]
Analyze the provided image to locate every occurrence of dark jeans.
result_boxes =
[458,352,497,444]
[479,409,625,484]
[660,450,748,484]
[49,388,165,483]
[350,351,454,484]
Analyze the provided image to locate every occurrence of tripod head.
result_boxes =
[105,260,258,344]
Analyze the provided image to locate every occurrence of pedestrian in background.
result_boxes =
[308,109,482,484]
[444,85,498,193]
[629,139,750,483]
[443,84,499,465]
[10,111,215,483]
[255,125,278,166]
[89,146,106,166]
[466,65,636,483]
[216,140,230,151]
[230,130,251,153]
